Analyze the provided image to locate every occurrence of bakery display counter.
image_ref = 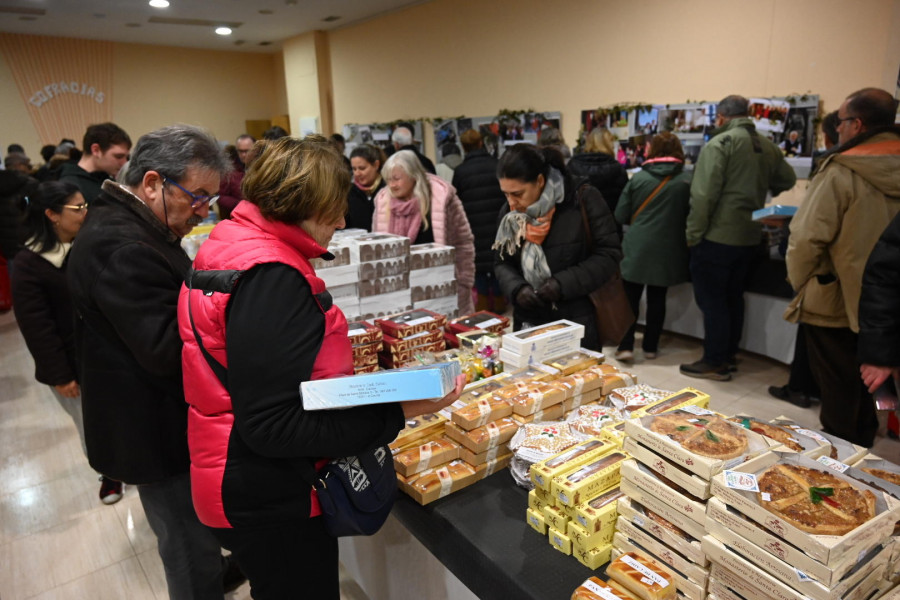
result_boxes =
[339,469,601,600]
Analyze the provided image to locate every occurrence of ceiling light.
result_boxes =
[215,26,232,35]
[322,15,341,22]
[149,0,169,8]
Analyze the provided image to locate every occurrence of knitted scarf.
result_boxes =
[492,168,565,289]
[388,195,424,241]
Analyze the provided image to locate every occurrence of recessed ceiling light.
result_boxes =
[149,0,169,8]
[258,9,273,15]
[322,15,341,22]
[215,26,232,35]
[258,41,272,46]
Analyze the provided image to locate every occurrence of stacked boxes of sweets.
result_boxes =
[409,243,459,319]
[524,435,628,569]
[571,550,681,599]
[312,237,361,320]
[500,319,586,370]
[704,444,900,600]
[347,320,382,374]
[349,233,413,321]
[375,308,447,370]
[613,391,775,600]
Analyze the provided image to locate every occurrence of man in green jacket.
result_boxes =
[681,95,796,380]
[786,87,900,447]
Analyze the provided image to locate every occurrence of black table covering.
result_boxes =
[391,470,604,600]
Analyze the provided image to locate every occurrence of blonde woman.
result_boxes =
[372,150,476,315]
[568,127,628,217]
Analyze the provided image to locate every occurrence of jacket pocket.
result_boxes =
[800,277,845,320]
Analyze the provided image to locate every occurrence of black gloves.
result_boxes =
[515,285,545,310]
[536,278,561,304]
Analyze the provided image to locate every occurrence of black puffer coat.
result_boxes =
[494,176,622,350]
[68,180,192,484]
[345,178,385,232]
[859,211,900,366]
[452,149,506,273]
[566,152,628,217]
[0,170,35,259]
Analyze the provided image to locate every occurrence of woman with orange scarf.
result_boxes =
[493,144,622,350]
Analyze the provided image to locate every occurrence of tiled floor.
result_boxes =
[0,308,896,599]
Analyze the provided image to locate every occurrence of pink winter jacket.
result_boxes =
[373,174,475,315]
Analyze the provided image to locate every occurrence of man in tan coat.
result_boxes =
[786,87,900,447]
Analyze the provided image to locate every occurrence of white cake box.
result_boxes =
[620,459,707,528]
[710,451,900,567]
[499,337,582,370]
[318,263,360,288]
[623,436,712,500]
[301,361,460,410]
[347,233,410,263]
[409,242,455,270]
[357,273,409,297]
[413,295,459,318]
[501,320,585,356]
[358,289,412,314]
[358,255,409,279]
[615,516,710,587]
[409,264,456,287]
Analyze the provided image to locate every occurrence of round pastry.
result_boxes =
[728,417,805,452]
[861,467,900,486]
[758,464,875,536]
[649,411,748,460]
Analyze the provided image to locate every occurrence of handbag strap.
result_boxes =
[576,183,594,255]
[186,267,244,390]
[630,175,671,224]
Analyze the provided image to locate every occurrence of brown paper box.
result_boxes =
[392,437,460,478]
[615,516,710,587]
[623,437,712,500]
[617,496,707,567]
[611,534,706,600]
[620,459,707,527]
[443,417,518,454]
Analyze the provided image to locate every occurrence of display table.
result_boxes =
[339,471,598,600]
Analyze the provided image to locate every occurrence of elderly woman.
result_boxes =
[613,132,692,362]
[568,127,629,217]
[344,143,385,231]
[179,136,462,599]
[494,143,622,350]
[372,149,476,314]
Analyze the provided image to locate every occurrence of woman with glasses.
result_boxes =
[10,181,122,504]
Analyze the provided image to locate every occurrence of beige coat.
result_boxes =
[785,132,900,331]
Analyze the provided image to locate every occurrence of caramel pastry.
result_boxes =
[649,411,748,460]
[728,417,804,452]
[758,463,875,536]
[861,467,900,486]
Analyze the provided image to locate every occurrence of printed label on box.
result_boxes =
[723,470,760,492]
[581,580,622,600]
[817,455,850,473]
[680,404,715,416]
[621,554,669,587]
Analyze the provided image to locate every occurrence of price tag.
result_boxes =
[621,554,669,587]
[723,470,760,492]
[418,443,433,471]
[680,404,715,416]
[817,455,850,473]
[347,327,366,337]
[580,580,622,600]
[790,426,831,445]
[633,514,646,528]
[795,569,813,582]
[486,422,500,442]
[761,492,771,502]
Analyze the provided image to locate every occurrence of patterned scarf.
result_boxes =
[492,168,565,289]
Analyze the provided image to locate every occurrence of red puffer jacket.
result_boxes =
[178,201,353,528]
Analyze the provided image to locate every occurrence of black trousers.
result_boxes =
[787,323,820,397]
[619,280,668,353]
[212,517,339,600]
[805,324,878,447]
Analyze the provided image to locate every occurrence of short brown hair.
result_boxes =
[845,87,897,129]
[647,132,685,161]
[460,129,482,153]
[242,135,349,224]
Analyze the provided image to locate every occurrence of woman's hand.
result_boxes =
[402,374,466,419]
[515,285,546,310]
[54,381,80,398]
[536,278,561,304]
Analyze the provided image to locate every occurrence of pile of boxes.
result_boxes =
[409,243,459,318]
[499,319,586,370]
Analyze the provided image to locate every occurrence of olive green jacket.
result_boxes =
[615,160,691,287]
[686,117,796,247]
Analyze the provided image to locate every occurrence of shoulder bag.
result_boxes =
[577,186,635,346]
[186,268,396,537]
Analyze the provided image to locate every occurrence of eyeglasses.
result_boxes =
[162,176,219,208]
[62,203,88,213]
[836,115,859,126]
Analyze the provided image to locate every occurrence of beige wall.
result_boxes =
[282,32,321,136]
[328,0,900,156]
[0,35,285,156]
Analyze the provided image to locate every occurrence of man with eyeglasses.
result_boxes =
[786,87,900,447]
[216,134,255,219]
[68,125,245,599]
[59,122,131,204]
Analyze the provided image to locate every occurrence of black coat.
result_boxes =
[68,181,192,484]
[399,145,436,175]
[11,248,77,386]
[567,153,629,217]
[0,170,34,260]
[345,178,385,232]
[859,211,900,366]
[452,149,506,273]
[494,177,622,350]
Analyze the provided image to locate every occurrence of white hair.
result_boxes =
[391,127,413,147]
[382,150,431,230]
